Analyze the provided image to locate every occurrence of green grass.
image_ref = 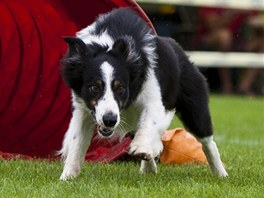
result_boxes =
[1,95,264,198]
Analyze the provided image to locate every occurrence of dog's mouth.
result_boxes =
[98,126,114,137]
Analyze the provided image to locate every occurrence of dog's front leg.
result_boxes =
[129,104,175,173]
[59,107,94,181]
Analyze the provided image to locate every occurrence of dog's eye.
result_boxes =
[116,86,125,96]
[89,85,100,94]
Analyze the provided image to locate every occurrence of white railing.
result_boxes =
[137,0,264,10]
[187,51,264,68]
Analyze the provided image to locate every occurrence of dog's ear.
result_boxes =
[111,36,139,62]
[63,36,88,56]
[62,37,87,95]
[112,38,129,55]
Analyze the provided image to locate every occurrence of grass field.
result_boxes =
[1,95,264,198]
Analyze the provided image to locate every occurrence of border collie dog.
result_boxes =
[59,8,228,180]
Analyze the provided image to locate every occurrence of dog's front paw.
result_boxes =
[129,140,154,161]
[60,166,80,181]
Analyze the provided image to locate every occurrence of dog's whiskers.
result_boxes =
[121,118,133,131]
[115,117,133,140]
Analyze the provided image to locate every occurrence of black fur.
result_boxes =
[155,37,213,137]
[62,8,213,138]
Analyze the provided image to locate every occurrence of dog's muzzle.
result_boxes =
[98,112,118,137]
[99,127,114,137]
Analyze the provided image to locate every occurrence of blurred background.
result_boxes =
[137,0,264,96]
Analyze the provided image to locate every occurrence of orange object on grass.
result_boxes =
[160,128,208,165]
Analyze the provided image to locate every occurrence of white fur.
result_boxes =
[129,67,175,173]
[142,33,157,68]
[95,62,120,129]
[123,36,141,63]
[77,27,114,50]
[199,136,228,177]
[59,93,94,180]
[77,23,96,37]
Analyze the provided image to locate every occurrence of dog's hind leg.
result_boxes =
[176,73,228,177]
[177,99,228,176]
[59,107,94,180]
[199,136,228,177]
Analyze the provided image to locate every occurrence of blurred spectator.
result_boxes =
[141,4,263,95]
[197,7,260,94]
[237,17,264,96]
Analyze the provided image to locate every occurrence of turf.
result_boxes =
[1,95,264,198]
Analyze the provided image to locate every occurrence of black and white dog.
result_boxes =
[59,8,228,180]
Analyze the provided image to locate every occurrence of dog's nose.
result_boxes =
[102,112,117,127]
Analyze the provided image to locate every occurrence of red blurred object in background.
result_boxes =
[0,0,153,160]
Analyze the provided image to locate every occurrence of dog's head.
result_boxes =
[62,36,142,137]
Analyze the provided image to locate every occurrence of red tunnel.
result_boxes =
[0,0,153,158]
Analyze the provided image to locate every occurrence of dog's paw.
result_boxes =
[129,140,154,161]
[59,166,80,181]
[140,159,157,173]
[218,171,228,177]
[214,167,228,177]
[135,152,152,161]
